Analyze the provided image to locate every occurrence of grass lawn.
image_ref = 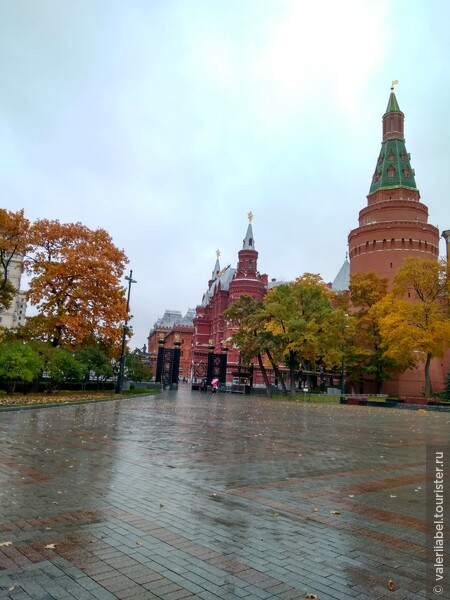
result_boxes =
[0,388,159,409]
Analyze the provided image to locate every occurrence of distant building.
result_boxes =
[0,254,27,330]
[147,309,195,379]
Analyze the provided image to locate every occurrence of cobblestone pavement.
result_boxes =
[0,387,448,600]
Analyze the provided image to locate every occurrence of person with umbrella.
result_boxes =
[211,378,219,395]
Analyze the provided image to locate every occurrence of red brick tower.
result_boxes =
[348,84,444,395]
[349,84,440,281]
[228,212,267,303]
[191,214,268,385]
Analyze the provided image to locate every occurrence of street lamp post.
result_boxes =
[116,270,137,394]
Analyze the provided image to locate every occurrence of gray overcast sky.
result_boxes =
[2,0,450,347]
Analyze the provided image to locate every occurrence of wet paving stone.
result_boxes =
[0,388,448,599]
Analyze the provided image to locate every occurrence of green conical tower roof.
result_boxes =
[384,90,402,115]
[369,86,418,195]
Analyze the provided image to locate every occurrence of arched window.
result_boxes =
[388,151,394,161]
[387,166,395,178]
[403,166,410,179]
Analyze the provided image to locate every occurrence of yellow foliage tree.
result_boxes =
[378,257,450,396]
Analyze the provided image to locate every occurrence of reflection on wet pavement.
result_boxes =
[0,386,447,599]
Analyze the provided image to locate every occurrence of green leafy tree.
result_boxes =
[223,295,273,396]
[125,353,153,383]
[262,274,343,397]
[75,345,114,388]
[0,342,43,393]
[46,348,86,391]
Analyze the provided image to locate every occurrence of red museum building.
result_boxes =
[191,214,273,387]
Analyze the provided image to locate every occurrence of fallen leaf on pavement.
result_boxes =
[388,579,395,591]
[44,543,56,549]
[0,541,12,547]
[330,511,341,515]
[305,594,319,599]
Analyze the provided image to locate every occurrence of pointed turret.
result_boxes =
[229,212,266,303]
[370,83,417,195]
[208,250,221,288]
[243,222,255,250]
[211,251,221,279]
[349,83,439,288]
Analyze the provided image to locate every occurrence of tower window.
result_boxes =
[401,152,406,161]
[388,151,394,161]
[387,166,395,178]
[390,118,394,132]
[403,166,410,179]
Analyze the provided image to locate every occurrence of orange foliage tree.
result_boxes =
[24,219,129,350]
[0,209,30,310]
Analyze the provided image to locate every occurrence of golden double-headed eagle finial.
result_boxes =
[216,249,220,258]
[248,211,253,223]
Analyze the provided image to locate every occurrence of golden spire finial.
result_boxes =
[391,79,398,91]
[248,211,253,223]
[216,249,220,258]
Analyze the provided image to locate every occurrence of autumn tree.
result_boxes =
[23,220,128,350]
[223,295,273,396]
[0,209,30,310]
[262,274,343,397]
[349,272,396,393]
[378,257,450,396]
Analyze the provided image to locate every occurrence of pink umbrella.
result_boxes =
[211,378,219,386]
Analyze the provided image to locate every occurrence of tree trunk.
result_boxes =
[266,348,287,395]
[289,352,296,398]
[424,352,432,397]
[257,353,271,396]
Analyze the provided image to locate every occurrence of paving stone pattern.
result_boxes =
[0,387,448,599]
